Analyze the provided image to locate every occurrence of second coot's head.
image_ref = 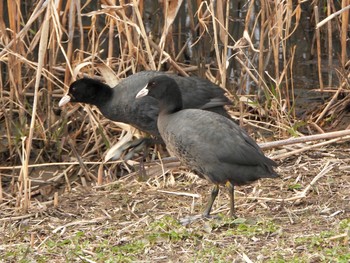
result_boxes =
[136,76,183,114]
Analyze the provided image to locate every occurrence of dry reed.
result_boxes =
[0,0,348,211]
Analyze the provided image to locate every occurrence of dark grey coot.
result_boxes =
[59,71,232,159]
[135,75,279,218]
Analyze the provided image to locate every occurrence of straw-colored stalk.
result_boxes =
[314,5,324,93]
[327,0,333,87]
[1,1,348,210]
[21,2,51,211]
[340,0,349,67]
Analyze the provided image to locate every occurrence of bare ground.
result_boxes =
[1,144,350,262]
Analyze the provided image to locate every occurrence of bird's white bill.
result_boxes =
[135,85,149,99]
[58,94,71,107]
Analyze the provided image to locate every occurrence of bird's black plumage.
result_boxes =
[135,75,279,219]
[59,71,231,137]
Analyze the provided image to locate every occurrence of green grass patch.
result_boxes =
[212,217,280,237]
[288,183,302,190]
[145,215,199,243]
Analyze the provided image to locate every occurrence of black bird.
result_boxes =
[135,75,279,218]
[59,71,232,159]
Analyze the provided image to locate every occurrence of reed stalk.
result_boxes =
[0,0,348,209]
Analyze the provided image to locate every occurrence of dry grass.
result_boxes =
[0,1,349,261]
[1,146,350,261]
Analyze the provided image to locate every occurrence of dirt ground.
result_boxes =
[1,144,350,262]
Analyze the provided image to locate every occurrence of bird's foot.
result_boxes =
[179,213,222,226]
[106,137,158,161]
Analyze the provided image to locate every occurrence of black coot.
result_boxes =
[59,71,232,159]
[135,75,279,218]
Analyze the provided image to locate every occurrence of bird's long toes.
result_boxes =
[179,213,222,226]
[179,215,203,225]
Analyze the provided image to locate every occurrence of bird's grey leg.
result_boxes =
[202,184,220,217]
[179,184,220,225]
[227,182,236,217]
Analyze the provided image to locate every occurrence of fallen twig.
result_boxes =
[0,213,37,222]
[259,129,350,150]
[316,5,350,29]
[246,161,334,202]
[52,217,109,234]
[272,137,347,160]
[157,190,200,198]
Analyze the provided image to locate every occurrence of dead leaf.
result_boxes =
[159,0,184,48]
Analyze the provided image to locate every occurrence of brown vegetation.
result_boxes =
[0,0,349,261]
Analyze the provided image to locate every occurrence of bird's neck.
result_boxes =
[158,90,183,115]
[94,83,113,107]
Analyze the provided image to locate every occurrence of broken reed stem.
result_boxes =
[97,163,104,185]
[118,0,135,72]
[289,45,296,118]
[315,85,343,124]
[52,217,109,234]
[327,0,333,87]
[54,192,59,207]
[215,0,230,88]
[64,170,72,192]
[107,0,116,66]
[0,161,123,170]
[300,161,333,198]
[272,136,347,160]
[0,174,2,203]
[314,5,324,92]
[340,0,349,67]
[0,213,37,223]
[68,136,97,182]
[316,4,350,28]
[209,0,223,80]
[75,0,84,61]
[7,1,22,101]
[247,161,334,202]
[64,0,76,84]
[148,38,189,76]
[157,190,200,198]
[259,129,350,150]
[157,0,168,69]
[222,0,230,88]
[258,1,266,89]
[21,3,50,212]
[132,0,156,70]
